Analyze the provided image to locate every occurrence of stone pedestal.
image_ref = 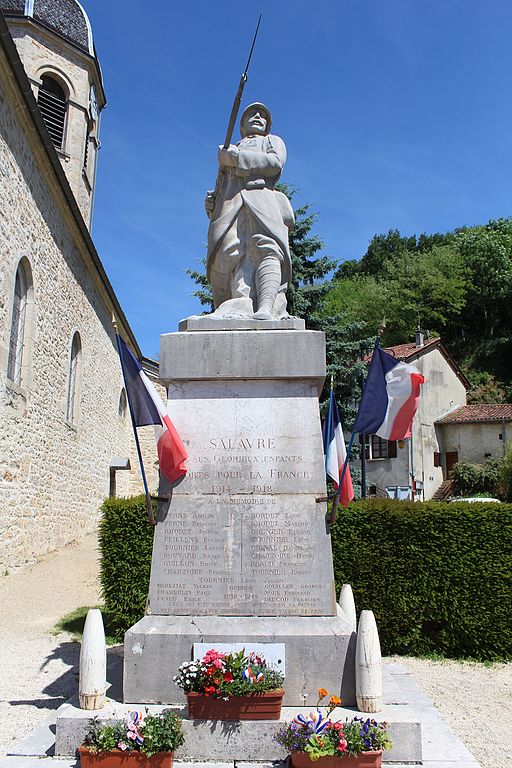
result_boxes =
[124,610,356,705]
[123,327,356,705]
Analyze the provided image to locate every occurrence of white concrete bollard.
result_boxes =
[355,609,383,713]
[79,608,107,710]
[338,583,357,633]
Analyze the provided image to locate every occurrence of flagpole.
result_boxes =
[324,376,334,474]
[114,330,156,526]
[329,429,356,524]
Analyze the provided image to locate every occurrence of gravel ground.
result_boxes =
[0,534,101,755]
[0,534,510,767]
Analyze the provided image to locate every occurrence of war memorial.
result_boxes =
[51,101,425,765]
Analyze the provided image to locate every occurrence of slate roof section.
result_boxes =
[34,0,90,53]
[436,404,512,424]
[0,0,93,54]
[0,0,24,13]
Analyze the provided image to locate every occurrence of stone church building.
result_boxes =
[0,1,153,571]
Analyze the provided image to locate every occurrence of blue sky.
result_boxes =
[84,0,512,357]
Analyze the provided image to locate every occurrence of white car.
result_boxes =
[449,497,501,503]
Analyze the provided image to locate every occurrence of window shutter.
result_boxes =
[387,441,397,458]
[38,76,67,150]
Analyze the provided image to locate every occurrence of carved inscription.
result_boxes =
[149,422,335,616]
[181,434,314,496]
[152,498,333,615]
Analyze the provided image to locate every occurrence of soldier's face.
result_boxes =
[243,110,267,135]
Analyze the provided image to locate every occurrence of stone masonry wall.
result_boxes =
[8,21,100,227]
[0,46,133,571]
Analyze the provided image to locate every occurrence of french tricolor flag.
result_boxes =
[354,347,425,440]
[116,334,188,486]
[322,389,354,508]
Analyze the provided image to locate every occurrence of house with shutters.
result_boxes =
[363,332,464,500]
[364,331,512,499]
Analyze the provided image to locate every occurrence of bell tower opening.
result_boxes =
[37,74,68,151]
[0,0,106,230]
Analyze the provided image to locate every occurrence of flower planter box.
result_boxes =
[290,750,383,768]
[186,689,284,720]
[79,747,174,768]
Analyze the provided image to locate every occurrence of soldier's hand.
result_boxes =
[218,145,239,168]
[204,190,215,217]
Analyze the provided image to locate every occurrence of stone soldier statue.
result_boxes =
[205,103,295,320]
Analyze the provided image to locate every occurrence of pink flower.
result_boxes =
[213,658,223,669]
[337,738,348,752]
[118,741,128,751]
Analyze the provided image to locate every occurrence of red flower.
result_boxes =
[223,671,234,682]
[203,685,216,696]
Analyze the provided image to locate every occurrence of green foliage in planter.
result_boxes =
[98,496,154,638]
[331,499,512,660]
[83,710,184,757]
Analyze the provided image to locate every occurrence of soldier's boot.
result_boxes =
[254,255,282,320]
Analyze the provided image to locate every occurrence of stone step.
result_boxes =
[0,759,482,768]
[54,699,421,764]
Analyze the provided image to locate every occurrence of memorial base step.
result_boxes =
[54,700,421,764]
[123,610,356,707]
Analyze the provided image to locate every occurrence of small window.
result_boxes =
[433,452,442,468]
[369,436,397,460]
[66,332,82,425]
[119,389,127,418]
[38,75,67,150]
[83,130,90,170]
[7,259,32,386]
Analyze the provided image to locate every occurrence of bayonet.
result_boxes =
[222,14,262,149]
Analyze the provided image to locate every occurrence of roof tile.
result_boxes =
[437,404,512,424]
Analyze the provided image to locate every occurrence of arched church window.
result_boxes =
[119,388,127,419]
[7,259,32,386]
[66,332,82,425]
[37,75,67,150]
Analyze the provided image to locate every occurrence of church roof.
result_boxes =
[0,0,94,56]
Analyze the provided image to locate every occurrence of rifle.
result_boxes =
[207,15,262,218]
[223,14,262,149]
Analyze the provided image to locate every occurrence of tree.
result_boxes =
[185,258,213,311]
[323,275,389,340]
[456,219,512,340]
[356,229,418,277]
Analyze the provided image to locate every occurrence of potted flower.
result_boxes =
[174,648,285,720]
[79,709,184,768]
[274,689,391,768]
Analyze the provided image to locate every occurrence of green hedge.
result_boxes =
[98,496,155,637]
[331,499,512,660]
[98,496,512,659]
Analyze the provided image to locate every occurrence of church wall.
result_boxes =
[7,21,98,226]
[0,46,133,571]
